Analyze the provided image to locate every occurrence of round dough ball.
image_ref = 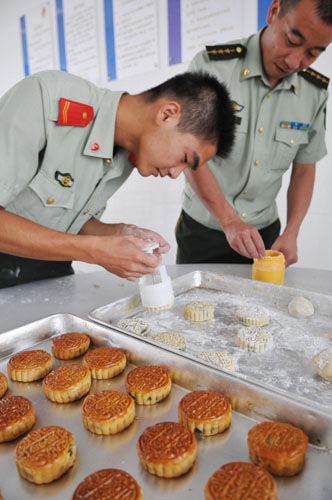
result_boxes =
[312,348,332,381]
[288,296,314,318]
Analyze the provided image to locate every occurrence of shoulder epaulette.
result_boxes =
[206,44,246,61]
[299,67,329,89]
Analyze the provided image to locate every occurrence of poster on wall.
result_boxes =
[20,2,56,76]
[258,0,270,29]
[168,0,243,65]
[104,0,160,81]
[56,0,101,83]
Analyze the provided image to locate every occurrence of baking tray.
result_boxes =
[0,314,331,499]
[89,270,332,411]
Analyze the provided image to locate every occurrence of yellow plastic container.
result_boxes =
[252,250,285,285]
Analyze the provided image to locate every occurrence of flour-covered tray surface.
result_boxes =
[89,270,332,410]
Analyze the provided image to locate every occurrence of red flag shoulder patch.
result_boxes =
[57,98,94,127]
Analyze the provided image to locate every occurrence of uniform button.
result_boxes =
[243,189,248,195]
[266,92,272,98]
[47,198,54,205]
[105,159,111,163]
[242,68,250,77]
[91,142,100,151]
[241,212,247,218]
[290,139,295,145]
[83,209,89,215]
[254,160,260,166]
[258,127,264,133]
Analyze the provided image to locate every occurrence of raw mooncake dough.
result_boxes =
[197,351,234,370]
[288,296,314,318]
[235,306,269,327]
[184,301,214,322]
[116,318,150,336]
[312,348,332,381]
[152,332,186,351]
[237,327,273,352]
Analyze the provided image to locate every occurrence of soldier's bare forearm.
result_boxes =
[0,208,94,263]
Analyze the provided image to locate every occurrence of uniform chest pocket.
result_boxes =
[272,128,309,170]
[29,170,75,208]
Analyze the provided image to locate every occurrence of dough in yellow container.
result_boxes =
[252,250,285,285]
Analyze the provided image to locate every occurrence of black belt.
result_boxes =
[0,253,74,289]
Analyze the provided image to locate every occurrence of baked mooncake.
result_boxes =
[247,421,308,476]
[235,306,269,327]
[83,347,126,379]
[237,326,273,352]
[184,301,214,321]
[7,350,52,382]
[71,468,143,500]
[197,351,234,370]
[42,363,91,403]
[0,372,8,398]
[117,318,150,336]
[178,390,231,436]
[15,425,76,484]
[137,421,197,478]
[204,462,277,499]
[82,390,135,435]
[152,331,186,350]
[125,365,171,405]
[0,395,36,442]
[52,332,90,359]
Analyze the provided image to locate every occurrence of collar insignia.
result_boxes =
[55,171,74,187]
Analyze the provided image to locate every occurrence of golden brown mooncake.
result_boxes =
[204,462,277,499]
[51,332,90,359]
[42,363,91,403]
[71,468,143,500]
[0,372,8,398]
[125,365,171,405]
[247,421,308,476]
[15,425,76,484]
[82,390,135,435]
[0,395,36,442]
[7,350,52,382]
[83,347,126,379]
[178,390,231,436]
[137,421,197,478]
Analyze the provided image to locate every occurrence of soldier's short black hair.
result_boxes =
[143,71,235,160]
[280,0,332,24]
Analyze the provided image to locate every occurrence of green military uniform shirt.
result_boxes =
[182,30,328,230]
[0,71,133,234]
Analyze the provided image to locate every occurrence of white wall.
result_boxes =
[0,0,331,272]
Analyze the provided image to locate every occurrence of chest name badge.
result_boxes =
[280,121,309,131]
[55,171,74,187]
[57,98,94,127]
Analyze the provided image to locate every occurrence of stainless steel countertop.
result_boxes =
[0,264,331,334]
